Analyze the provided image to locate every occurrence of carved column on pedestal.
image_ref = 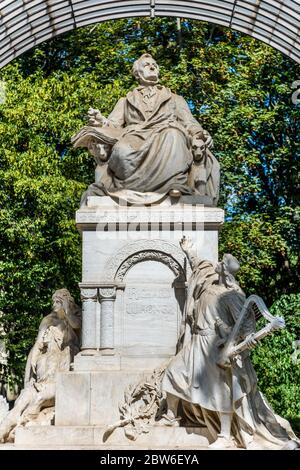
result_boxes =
[99,287,116,352]
[80,287,98,351]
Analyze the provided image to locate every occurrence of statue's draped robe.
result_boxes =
[162,259,291,448]
[74,85,208,200]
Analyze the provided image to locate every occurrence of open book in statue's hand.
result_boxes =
[71,124,122,148]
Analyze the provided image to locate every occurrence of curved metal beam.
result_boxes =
[0,0,299,68]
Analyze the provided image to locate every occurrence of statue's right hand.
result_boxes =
[180,236,194,253]
[87,107,107,127]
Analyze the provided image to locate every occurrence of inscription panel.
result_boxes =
[123,261,183,356]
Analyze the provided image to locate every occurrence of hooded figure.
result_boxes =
[161,237,295,449]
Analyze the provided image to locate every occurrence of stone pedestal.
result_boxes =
[75,196,224,363]
[55,370,160,426]
[15,425,211,448]
[15,196,224,447]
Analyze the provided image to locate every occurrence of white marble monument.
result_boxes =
[10,54,298,449]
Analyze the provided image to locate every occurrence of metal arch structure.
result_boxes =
[0,1,299,69]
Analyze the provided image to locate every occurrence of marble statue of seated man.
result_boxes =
[72,53,220,206]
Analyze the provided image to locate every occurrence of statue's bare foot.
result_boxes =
[169,189,181,198]
[209,434,235,449]
[159,412,181,427]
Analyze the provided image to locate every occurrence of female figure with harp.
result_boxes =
[162,237,296,449]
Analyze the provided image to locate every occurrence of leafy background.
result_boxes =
[0,18,299,428]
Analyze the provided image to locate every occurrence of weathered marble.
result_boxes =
[55,371,154,426]
[0,289,81,443]
[15,424,210,448]
[161,237,297,449]
[122,262,182,356]
[73,353,167,372]
[72,54,219,206]
[52,197,225,439]
[4,51,297,451]
[0,395,8,424]
[75,197,224,361]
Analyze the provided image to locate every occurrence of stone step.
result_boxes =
[15,425,210,449]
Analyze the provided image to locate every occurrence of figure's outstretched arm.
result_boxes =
[179,236,201,270]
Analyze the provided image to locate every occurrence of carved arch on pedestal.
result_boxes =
[104,239,191,283]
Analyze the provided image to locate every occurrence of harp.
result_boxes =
[218,294,285,368]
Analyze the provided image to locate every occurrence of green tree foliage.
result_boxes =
[0,18,299,419]
[251,294,300,431]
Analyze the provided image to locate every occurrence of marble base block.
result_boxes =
[55,369,163,426]
[15,425,210,448]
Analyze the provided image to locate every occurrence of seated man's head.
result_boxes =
[132,53,159,86]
